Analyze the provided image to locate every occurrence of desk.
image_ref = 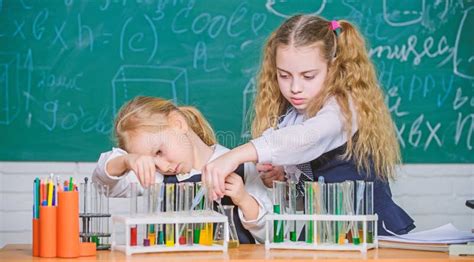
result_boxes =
[0,244,471,261]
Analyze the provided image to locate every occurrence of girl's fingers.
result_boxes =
[148,161,155,186]
[142,161,149,188]
[260,171,277,180]
[225,173,237,184]
[214,172,225,197]
[211,191,218,201]
[257,163,274,172]
[136,163,144,186]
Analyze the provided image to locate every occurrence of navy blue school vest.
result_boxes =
[163,164,256,244]
[309,141,416,236]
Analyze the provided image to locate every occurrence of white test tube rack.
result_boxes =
[111,210,229,255]
[265,214,378,253]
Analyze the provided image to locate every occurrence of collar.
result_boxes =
[175,144,230,181]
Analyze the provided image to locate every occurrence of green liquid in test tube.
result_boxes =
[304,181,314,243]
[288,181,297,242]
[273,181,285,243]
[318,179,327,244]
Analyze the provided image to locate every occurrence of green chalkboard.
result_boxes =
[0,1,472,162]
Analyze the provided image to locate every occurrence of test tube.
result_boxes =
[193,182,203,244]
[153,184,161,245]
[304,181,315,243]
[288,181,297,241]
[199,185,213,246]
[353,180,365,244]
[154,183,164,245]
[365,181,374,243]
[177,183,187,245]
[343,181,354,244]
[80,178,89,242]
[318,179,327,244]
[143,186,153,245]
[272,181,285,243]
[130,183,138,246]
[101,184,110,247]
[327,183,336,244]
[165,183,175,247]
[184,183,194,246]
[91,183,100,246]
[336,182,346,245]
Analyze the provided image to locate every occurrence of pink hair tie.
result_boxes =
[330,20,342,36]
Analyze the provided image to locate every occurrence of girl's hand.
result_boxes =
[256,163,274,173]
[223,173,249,206]
[202,153,240,200]
[259,165,286,188]
[124,154,158,188]
[202,142,258,200]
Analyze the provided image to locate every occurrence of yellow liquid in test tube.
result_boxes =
[149,233,156,245]
[199,223,213,246]
[166,224,174,246]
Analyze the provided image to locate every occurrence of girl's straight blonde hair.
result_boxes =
[252,15,401,180]
[114,96,216,150]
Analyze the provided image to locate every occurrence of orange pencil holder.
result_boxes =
[32,218,39,256]
[39,205,57,258]
[57,191,80,258]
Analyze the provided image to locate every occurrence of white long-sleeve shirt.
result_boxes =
[92,144,271,243]
[251,97,358,166]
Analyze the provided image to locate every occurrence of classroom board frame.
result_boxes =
[265,214,378,253]
[111,210,229,255]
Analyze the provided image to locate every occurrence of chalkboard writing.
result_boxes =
[0,0,472,162]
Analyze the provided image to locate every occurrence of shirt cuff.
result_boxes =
[250,137,272,164]
[238,193,266,227]
[103,148,128,181]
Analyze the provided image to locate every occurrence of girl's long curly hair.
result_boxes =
[252,15,400,180]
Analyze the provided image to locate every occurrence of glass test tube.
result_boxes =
[318,180,327,244]
[314,182,325,244]
[193,182,205,244]
[156,183,165,245]
[304,181,315,243]
[80,179,89,242]
[184,183,194,246]
[365,181,374,243]
[101,184,110,247]
[327,183,336,244]
[343,181,354,244]
[272,181,286,243]
[91,183,100,246]
[199,184,213,246]
[176,183,194,245]
[130,183,138,246]
[165,183,175,247]
[336,182,346,245]
[353,180,365,244]
[288,181,297,241]
[154,183,165,245]
[143,186,153,246]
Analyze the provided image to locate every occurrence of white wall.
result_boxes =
[0,162,473,248]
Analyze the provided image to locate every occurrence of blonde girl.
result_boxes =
[92,96,271,243]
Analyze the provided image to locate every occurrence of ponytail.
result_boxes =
[318,19,401,180]
[178,106,216,146]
